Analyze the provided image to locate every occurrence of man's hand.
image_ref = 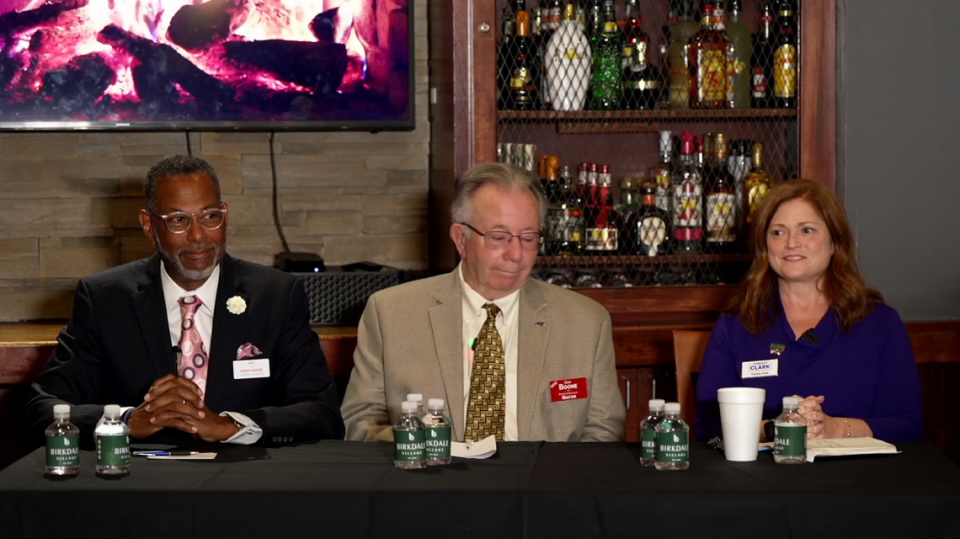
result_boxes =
[127,374,205,439]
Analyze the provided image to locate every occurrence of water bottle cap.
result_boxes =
[783,396,800,407]
[400,401,418,413]
[406,393,423,404]
[103,404,121,417]
[427,398,445,409]
[648,399,665,410]
[53,404,70,416]
[664,402,681,414]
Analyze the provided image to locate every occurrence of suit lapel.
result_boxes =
[517,280,550,441]
[132,254,178,379]
[205,255,247,410]
[429,271,465,441]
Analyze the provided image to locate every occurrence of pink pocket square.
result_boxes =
[237,343,263,360]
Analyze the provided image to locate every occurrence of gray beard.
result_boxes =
[152,228,225,282]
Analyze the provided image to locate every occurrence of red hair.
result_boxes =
[730,180,883,333]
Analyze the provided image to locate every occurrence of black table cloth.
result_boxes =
[1,441,958,539]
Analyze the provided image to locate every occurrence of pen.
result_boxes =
[132,451,200,456]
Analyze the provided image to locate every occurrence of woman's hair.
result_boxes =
[730,179,883,333]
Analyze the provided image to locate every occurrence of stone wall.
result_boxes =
[0,0,429,322]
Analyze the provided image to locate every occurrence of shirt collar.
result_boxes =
[160,261,221,317]
[457,262,520,322]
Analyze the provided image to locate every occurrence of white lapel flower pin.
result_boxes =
[226,296,247,315]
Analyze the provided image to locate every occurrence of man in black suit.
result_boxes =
[24,155,344,447]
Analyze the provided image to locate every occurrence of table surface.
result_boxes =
[2,441,959,539]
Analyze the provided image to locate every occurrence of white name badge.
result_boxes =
[741,359,779,379]
[233,359,271,380]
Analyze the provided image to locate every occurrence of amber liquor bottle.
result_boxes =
[704,133,737,252]
[773,0,798,109]
[743,142,773,242]
[688,0,730,109]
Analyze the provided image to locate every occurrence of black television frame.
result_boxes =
[0,1,415,133]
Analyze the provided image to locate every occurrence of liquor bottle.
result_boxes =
[507,10,540,110]
[673,131,703,253]
[574,0,586,30]
[550,165,585,256]
[393,400,426,469]
[424,398,453,466]
[498,1,524,109]
[688,0,730,109]
[773,0,798,108]
[95,404,130,476]
[649,130,674,216]
[577,161,590,204]
[539,0,564,110]
[546,2,592,111]
[589,0,622,110]
[596,164,620,253]
[750,1,775,108]
[704,133,737,251]
[584,163,601,252]
[574,272,603,288]
[635,174,672,256]
[655,402,690,471]
[728,139,752,243]
[774,396,807,464]
[586,0,603,39]
[725,0,751,108]
[743,142,773,234]
[617,175,638,254]
[639,399,666,466]
[667,0,699,109]
[45,404,80,476]
[621,0,662,110]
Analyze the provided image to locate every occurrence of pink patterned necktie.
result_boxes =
[177,295,209,400]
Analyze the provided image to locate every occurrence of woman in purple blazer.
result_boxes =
[695,180,923,443]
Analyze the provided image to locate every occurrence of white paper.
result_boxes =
[806,437,899,462]
[233,359,270,380]
[451,436,497,459]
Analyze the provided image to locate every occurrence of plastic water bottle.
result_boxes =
[407,393,426,421]
[774,396,807,464]
[654,402,690,471]
[423,398,452,466]
[639,399,666,466]
[95,405,130,476]
[45,404,80,476]
[393,400,426,469]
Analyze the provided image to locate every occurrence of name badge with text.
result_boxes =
[233,359,271,380]
[550,377,589,402]
[741,359,779,379]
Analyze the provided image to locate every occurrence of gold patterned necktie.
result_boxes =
[465,302,506,442]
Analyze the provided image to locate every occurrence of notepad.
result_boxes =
[806,437,899,462]
[147,452,217,460]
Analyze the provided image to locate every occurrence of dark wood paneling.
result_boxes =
[799,0,838,190]
[427,0,457,271]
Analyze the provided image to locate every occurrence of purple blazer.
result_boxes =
[695,302,923,442]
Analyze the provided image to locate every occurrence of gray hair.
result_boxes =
[145,155,221,213]
[451,162,547,227]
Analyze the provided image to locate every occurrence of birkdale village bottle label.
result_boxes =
[96,434,130,468]
[395,430,427,462]
[46,435,80,468]
[774,425,806,457]
[656,431,690,464]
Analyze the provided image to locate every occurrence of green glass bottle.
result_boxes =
[589,0,623,110]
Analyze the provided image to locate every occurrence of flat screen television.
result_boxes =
[0,0,413,131]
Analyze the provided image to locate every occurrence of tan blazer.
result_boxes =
[341,270,626,442]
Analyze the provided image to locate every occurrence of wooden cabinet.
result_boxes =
[428,0,837,440]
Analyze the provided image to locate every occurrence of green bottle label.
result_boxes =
[656,431,689,463]
[775,424,807,456]
[425,425,452,460]
[640,427,657,460]
[394,429,426,462]
[96,434,130,467]
[46,435,80,467]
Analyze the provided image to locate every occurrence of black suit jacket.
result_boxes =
[23,253,344,448]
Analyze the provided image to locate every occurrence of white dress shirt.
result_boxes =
[158,262,262,444]
[458,263,520,441]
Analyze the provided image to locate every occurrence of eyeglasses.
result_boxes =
[459,222,542,251]
[151,205,227,234]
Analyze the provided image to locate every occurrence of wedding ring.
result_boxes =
[183,399,188,404]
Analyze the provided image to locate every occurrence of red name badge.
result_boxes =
[550,378,589,402]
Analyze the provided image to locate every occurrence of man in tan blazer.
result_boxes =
[341,162,625,442]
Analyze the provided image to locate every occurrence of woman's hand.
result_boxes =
[793,395,832,439]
